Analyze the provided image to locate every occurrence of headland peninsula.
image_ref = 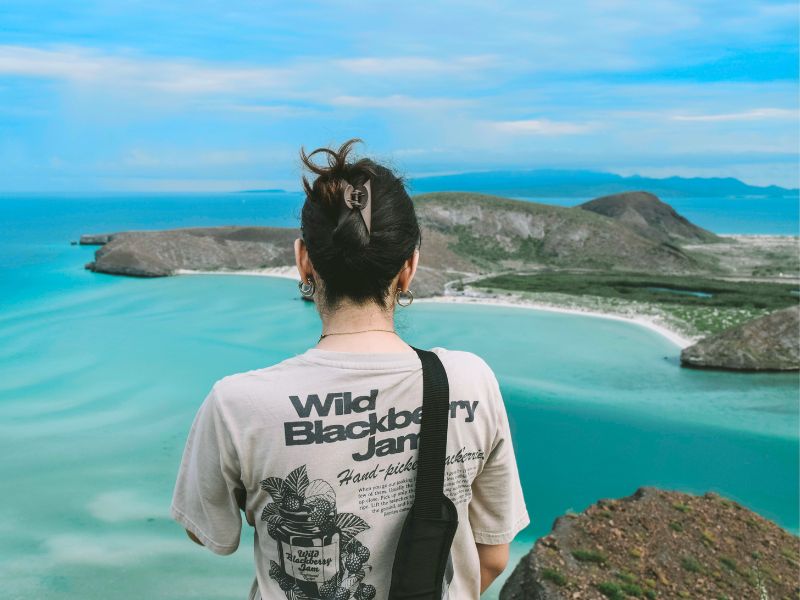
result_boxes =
[80,191,799,370]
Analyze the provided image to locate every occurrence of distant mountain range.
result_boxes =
[407,169,797,199]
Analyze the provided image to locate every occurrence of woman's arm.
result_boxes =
[476,542,510,593]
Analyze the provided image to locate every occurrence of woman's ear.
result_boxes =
[294,238,313,282]
[398,248,420,292]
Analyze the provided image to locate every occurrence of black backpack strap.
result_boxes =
[410,346,450,519]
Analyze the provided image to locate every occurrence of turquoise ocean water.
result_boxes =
[1,193,798,599]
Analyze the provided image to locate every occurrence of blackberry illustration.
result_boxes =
[320,515,338,535]
[333,587,350,600]
[319,578,338,598]
[309,507,325,524]
[355,583,376,600]
[309,503,333,526]
[281,492,302,511]
[259,465,373,600]
[306,497,334,512]
[344,552,364,572]
[355,545,370,562]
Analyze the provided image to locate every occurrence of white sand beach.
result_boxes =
[174,266,300,280]
[416,295,695,349]
[174,267,696,349]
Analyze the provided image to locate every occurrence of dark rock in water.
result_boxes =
[578,191,722,245]
[80,233,116,245]
[680,305,799,371]
[85,226,299,277]
[500,487,799,600]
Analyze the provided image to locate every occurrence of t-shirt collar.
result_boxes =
[298,347,425,370]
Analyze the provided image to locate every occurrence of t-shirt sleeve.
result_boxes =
[169,383,244,555]
[468,363,530,545]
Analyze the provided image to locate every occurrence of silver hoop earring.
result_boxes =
[396,289,414,307]
[298,278,315,298]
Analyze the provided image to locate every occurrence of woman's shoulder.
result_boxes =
[209,353,309,402]
[430,346,499,386]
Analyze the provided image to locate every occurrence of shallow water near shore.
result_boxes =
[1,270,797,600]
[1,193,798,599]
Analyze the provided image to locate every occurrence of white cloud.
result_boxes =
[0,44,288,94]
[120,148,264,168]
[335,55,496,75]
[0,45,498,101]
[490,118,594,135]
[672,108,798,122]
[330,94,472,110]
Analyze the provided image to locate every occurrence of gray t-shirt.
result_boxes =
[170,346,529,600]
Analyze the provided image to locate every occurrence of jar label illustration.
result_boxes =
[260,465,376,600]
[282,529,339,582]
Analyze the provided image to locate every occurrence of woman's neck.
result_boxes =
[315,301,413,353]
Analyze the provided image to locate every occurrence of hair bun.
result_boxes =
[298,138,421,310]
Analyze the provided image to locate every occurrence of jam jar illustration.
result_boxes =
[275,505,341,595]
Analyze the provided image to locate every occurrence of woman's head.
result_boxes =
[295,139,421,312]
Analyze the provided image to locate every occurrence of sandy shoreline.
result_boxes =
[416,295,694,349]
[174,267,695,349]
[174,266,300,280]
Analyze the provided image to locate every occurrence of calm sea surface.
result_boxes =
[1,193,798,599]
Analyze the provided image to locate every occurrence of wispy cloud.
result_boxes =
[489,118,595,135]
[0,45,498,99]
[335,55,497,75]
[672,108,797,122]
[0,45,288,94]
[330,95,472,110]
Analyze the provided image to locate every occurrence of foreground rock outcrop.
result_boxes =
[680,305,799,371]
[501,487,799,600]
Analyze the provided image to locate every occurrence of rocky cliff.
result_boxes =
[501,487,799,600]
[680,305,799,371]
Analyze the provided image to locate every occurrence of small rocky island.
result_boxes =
[680,305,800,371]
[501,487,799,600]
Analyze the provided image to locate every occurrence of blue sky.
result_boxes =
[0,1,797,191]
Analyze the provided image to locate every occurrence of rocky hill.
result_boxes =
[83,192,723,293]
[578,191,722,245]
[500,487,799,600]
[412,193,714,274]
[680,305,799,371]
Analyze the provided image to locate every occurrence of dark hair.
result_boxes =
[300,138,421,310]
